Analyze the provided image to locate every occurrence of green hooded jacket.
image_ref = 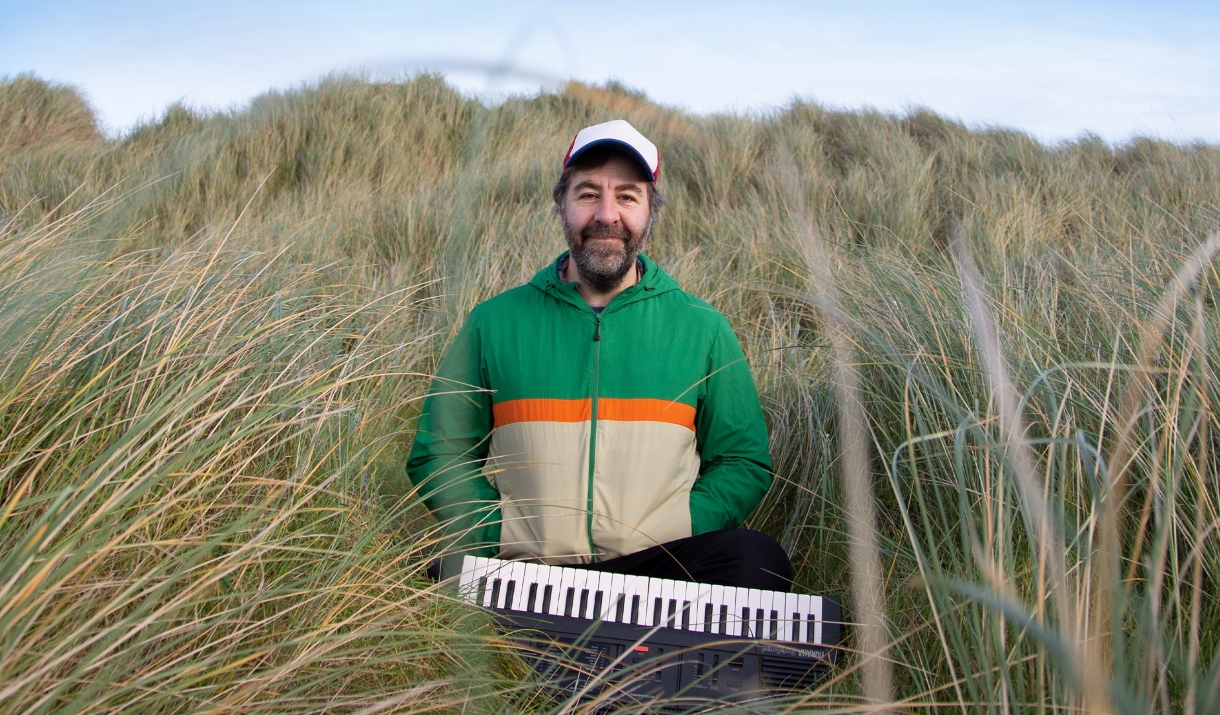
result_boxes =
[406,252,772,564]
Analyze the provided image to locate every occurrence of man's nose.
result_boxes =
[593,193,619,224]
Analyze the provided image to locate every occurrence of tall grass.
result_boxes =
[2,73,1219,713]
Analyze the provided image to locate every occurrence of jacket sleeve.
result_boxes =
[405,307,502,556]
[689,318,773,534]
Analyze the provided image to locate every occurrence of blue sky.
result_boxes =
[2,0,1217,144]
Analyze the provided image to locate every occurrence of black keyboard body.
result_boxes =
[499,603,841,712]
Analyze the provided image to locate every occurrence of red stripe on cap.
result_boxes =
[562,134,578,168]
[653,150,661,180]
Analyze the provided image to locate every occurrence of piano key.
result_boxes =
[811,595,825,644]
[607,573,626,621]
[645,577,665,628]
[760,589,778,639]
[715,585,735,636]
[541,582,554,615]
[741,585,761,634]
[722,585,741,634]
[503,562,524,611]
[476,558,497,608]
[621,575,642,624]
[658,579,679,628]
[674,581,692,630]
[519,562,542,612]
[457,555,479,599]
[689,582,710,633]
[782,592,801,641]
[558,568,576,617]
[573,567,593,618]
[589,569,607,620]
[795,593,814,642]
[462,556,487,606]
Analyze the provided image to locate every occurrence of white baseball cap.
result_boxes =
[562,119,660,181]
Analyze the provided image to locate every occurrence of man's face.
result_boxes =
[560,154,652,292]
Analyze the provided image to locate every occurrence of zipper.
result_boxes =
[586,313,602,561]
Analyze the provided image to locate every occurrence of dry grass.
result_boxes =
[2,73,1219,713]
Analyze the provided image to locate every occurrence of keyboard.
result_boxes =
[456,556,841,711]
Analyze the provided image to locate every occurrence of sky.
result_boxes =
[2,0,1218,144]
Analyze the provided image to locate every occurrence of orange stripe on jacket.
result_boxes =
[598,398,696,430]
[493,397,695,431]
[493,399,591,425]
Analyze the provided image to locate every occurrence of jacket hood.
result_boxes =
[528,251,681,313]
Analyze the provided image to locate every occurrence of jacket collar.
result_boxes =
[529,251,680,313]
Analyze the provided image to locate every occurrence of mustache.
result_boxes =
[580,222,631,242]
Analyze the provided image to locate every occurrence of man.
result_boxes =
[407,119,791,591]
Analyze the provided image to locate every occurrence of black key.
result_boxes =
[667,599,677,628]
[579,588,590,619]
[770,609,779,640]
[704,603,713,633]
[541,584,552,614]
[631,595,640,625]
[653,597,663,627]
[503,580,516,611]
[741,607,751,637]
[564,587,575,617]
[719,605,728,635]
[526,583,538,612]
[592,591,604,620]
[490,579,501,609]
[681,600,691,630]
[615,594,625,622]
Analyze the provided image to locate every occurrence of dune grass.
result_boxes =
[1,72,1219,713]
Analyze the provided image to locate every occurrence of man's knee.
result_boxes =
[701,529,793,591]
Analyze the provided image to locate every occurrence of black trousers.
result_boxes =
[573,529,793,592]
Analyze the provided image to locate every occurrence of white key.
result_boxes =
[719,586,739,636]
[607,573,626,621]
[457,555,478,599]
[708,585,726,635]
[811,595,825,644]
[643,577,663,628]
[494,562,517,610]
[689,582,711,632]
[793,593,811,641]
[729,586,751,636]
[556,566,576,617]
[672,581,692,630]
[764,590,781,640]
[573,569,594,620]
[462,556,487,606]
[622,575,644,624]
[689,582,706,633]
[585,570,606,620]
[660,579,682,628]
[481,558,505,608]
[744,588,766,638]
[783,593,801,641]
[518,562,540,612]
[503,561,525,611]
[539,565,560,615]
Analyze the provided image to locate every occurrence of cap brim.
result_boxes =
[566,139,657,182]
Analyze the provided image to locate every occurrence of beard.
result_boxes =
[561,213,650,293]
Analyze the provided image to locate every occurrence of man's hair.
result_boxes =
[552,144,666,224]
